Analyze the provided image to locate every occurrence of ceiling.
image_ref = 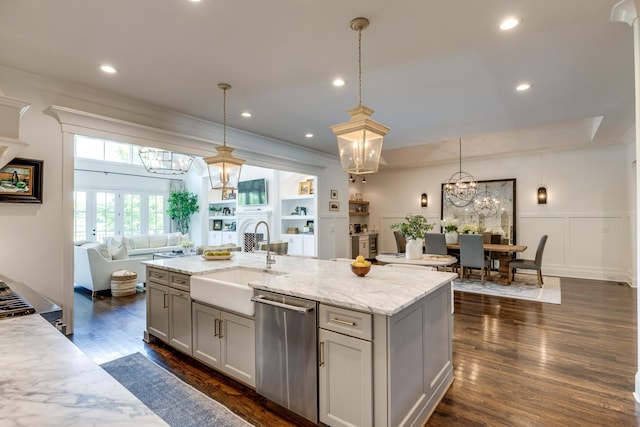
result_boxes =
[0,0,634,169]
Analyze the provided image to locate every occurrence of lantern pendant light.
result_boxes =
[204,83,245,190]
[331,17,389,175]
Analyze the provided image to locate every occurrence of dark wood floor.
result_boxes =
[70,278,640,426]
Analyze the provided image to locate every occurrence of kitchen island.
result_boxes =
[144,253,456,427]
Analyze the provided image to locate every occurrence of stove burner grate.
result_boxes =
[0,281,36,318]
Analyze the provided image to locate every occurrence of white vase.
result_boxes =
[405,239,423,260]
[445,231,458,244]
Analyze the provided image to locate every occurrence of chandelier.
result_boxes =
[331,17,389,175]
[204,83,245,190]
[473,183,500,217]
[138,148,193,174]
[443,137,477,207]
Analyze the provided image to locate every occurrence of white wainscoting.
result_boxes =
[519,213,631,284]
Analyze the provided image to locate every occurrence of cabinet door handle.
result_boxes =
[163,293,168,308]
[214,318,219,337]
[218,320,223,338]
[319,341,325,367]
[331,317,356,327]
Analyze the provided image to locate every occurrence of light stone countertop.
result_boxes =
[144,253,457,316]
[0,314,167,426]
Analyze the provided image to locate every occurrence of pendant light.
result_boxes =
[138,148,193,175]
[204,83,245,190]
[331,17,389,175]
[443,137,477,207]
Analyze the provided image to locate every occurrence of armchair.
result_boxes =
[74,244,147,296]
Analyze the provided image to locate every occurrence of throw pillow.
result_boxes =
[167,232,181,246]
[132,234,149,249]
[109,244,128,260]
[123,236,135,250]
[148,234,167,248]
[95,243,112,260]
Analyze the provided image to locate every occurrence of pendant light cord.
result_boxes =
[459,137,462,173]
[358,28,363,107]
[223,87,227,148]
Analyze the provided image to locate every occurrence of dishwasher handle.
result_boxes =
[251,295,314,313]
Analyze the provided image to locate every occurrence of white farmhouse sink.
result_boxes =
[190,267,281,316]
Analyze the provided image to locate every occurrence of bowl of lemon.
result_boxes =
[202,250,233,260]
[351,255,372,277]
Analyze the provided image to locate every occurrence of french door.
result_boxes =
[74,189,165,242]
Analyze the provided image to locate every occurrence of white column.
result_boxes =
[611,0,640,403]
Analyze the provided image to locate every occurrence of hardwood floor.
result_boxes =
[70,278,640,426]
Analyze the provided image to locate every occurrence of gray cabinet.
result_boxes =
[318,304,373,427]
[192,301,256,387]
[147,281,169,343]
[145,267,192,355]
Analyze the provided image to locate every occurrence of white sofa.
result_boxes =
[74,243,147,296]
[105,232,187,258]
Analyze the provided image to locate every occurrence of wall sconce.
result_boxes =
[537,186,547,204]
[421,193,428,207]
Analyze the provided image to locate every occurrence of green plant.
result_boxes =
[390,213,434,241]
[167,190,199,234]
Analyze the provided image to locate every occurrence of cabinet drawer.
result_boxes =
[319,304,372,341]
[170,272,191,292]
[147,267,169,285]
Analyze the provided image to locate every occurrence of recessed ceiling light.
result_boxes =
[516,83,531,91]
[241,112,252,118]
[100,64,118,74]
[333,78,345,87]
[499,17,519,31]
[305,133,314,138]
[189,0,201,2]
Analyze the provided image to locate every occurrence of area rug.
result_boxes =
[101,352,252,427]
[453,274,561,304]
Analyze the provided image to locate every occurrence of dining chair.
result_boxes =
[425,233,454,272]
[509,235,548,287]
[393,231,407,253]
[459,234,491,284]
[425,233,447,255]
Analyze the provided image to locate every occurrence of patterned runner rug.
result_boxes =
[453,273,561,304]
[102,352,252,427]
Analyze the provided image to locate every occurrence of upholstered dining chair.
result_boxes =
[425,233,454,272]
[425,233,447,255]
[394,231,407,254]
[459,234,491,285]
[509,235,548,287]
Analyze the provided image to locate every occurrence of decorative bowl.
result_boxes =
[202,253,233,261]
[351,264,371,277]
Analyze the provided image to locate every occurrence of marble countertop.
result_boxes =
[144,253,456,316]
[0,314,167,426]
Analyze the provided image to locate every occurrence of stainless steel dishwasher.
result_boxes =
[252,290,318,423]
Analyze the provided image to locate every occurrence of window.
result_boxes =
[148,194,165,234]
[95,191,117,243]
[75,135,143,165]
[123,194,142,236]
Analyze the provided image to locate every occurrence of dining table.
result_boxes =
[447,242,527,284]
[375,253,458,268]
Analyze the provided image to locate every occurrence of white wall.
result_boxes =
[365,144,632,283]
[0,66,347,334]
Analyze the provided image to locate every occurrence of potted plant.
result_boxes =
[441,217,459,244]
[167,190,199,235]
[391,214,434,259]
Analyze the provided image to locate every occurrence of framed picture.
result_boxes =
[329,201,340,211]
[0,158,43,204]
[330,189,338,199]
[298,180,312,195]
[213,219,223,230]
[222,189,236,200]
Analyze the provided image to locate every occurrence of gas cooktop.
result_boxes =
[0,281,36,318]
